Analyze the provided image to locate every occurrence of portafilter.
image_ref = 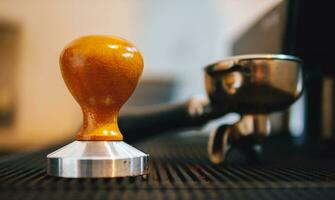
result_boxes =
[119,54,303,163]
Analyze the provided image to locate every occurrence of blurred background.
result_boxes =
[0,0,309,153]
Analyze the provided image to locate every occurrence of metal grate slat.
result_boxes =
[2,134,335,200]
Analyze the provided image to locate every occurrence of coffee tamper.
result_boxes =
[47,35,149,178]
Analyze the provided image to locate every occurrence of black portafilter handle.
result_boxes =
[118,96,227,142]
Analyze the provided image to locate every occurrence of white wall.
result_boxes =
[0,0,281,150]
[135,0,281,99]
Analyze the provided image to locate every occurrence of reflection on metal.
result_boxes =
[221,71,244,95]
[47,141,149,178]
[289,92,305,138]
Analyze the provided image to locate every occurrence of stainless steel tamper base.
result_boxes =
[47,141,149,178]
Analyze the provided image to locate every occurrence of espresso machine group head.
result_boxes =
[47,35,149,178]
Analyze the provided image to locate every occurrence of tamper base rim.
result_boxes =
[47,141,149,178]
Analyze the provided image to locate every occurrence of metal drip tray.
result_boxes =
[1,133,335,199]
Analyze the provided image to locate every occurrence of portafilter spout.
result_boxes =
[208,114,271,164]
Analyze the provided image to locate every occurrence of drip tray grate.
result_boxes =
[1,134,335,199]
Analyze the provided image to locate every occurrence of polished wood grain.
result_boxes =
[60,35,143,141]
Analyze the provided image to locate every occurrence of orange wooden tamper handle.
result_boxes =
[60,35,143,141]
